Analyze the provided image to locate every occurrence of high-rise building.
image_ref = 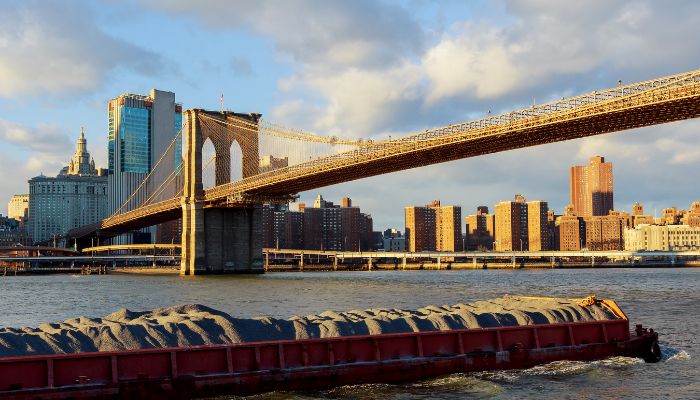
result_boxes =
[7,194,29,222]
[107,89,182,244]
[302,205,323,250]
[430,202,462,251]
[555,205,584,251]
[359,213,376,250]
[262,196,376,251]
[261,204,279,248]
[405,201,462,252]
[527,200,551,251]
[284,211,304,249]
[340,200,361,251]
[570,156,614,217]
[405,206,436,252]
[494,195,529,251]
[28,129,108,244]
[583,213,624,251]
[465,206,495,250]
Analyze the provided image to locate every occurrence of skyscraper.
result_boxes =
[107,89,182,243]
[570,156,614,217]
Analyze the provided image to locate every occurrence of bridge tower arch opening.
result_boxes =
[201,138,216,190]
[230,141,243,182]
[181,109,263,275]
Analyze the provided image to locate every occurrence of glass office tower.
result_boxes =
[107,89,182,244]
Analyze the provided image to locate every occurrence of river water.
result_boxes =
[0,268,697,399]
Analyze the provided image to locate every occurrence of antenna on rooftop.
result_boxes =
[220,93,225,113]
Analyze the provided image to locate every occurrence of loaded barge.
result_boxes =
[0,298,660,399]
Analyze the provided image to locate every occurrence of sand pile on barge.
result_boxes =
[0,296,619,357]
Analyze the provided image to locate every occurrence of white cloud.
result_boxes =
[0,119,75,188]
[0,119,73,155]
[0,1,164,98]
[423,26,521,103]
[143,0,700,229]
[146,0,424,69]
[280,63,425,135]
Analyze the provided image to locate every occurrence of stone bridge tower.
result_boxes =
[181,109,264,275]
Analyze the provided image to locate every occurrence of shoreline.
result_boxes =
[1,263,699,276]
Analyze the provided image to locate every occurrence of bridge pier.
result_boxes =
[180,205,263,275]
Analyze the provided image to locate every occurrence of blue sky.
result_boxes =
[1,0,699,230]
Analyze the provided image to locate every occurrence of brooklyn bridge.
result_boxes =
[66,68,700,275]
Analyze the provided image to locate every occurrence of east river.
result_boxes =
[1,268,697,399]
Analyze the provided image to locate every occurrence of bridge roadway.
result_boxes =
[264,249,700,259]
[73,68,700,240]
[265,249,700,270]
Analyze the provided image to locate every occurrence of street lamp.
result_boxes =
[519,238,523,252]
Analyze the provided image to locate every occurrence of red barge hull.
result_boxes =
[0,303,661,399]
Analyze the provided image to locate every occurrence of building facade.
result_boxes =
[432,202,463,251]
[494,195,529,251]
[583,214,624,251]
[527,200,551,251]
[625,224,700,251]
[259,155,289,173]
[0,215,31,246]
[404,201,462,252]
[382,235,406,252]
[7,194,29,222]
[682,201,700,227]
[107,89,182,244]
[465,206,495,251]
[570,156,614,217]
[28,129,108,244]
[263,196,375,251]
[405,205,436,252]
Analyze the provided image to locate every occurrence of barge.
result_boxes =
[0,299,661,399]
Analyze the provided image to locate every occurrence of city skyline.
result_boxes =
[1,2,700,231]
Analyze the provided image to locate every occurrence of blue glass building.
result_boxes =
[107,89,182,244]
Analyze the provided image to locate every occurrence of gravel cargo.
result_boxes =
[0,296,619,357]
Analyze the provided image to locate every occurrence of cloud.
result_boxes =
[0,1,164,98]
[141,0,700,229]
[230,57,254,77]
[146,0,424,70]
[0,119,76,215]
[0,119,73,156]
[276,63,425,135]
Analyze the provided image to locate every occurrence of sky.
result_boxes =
[1,0,699,230]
